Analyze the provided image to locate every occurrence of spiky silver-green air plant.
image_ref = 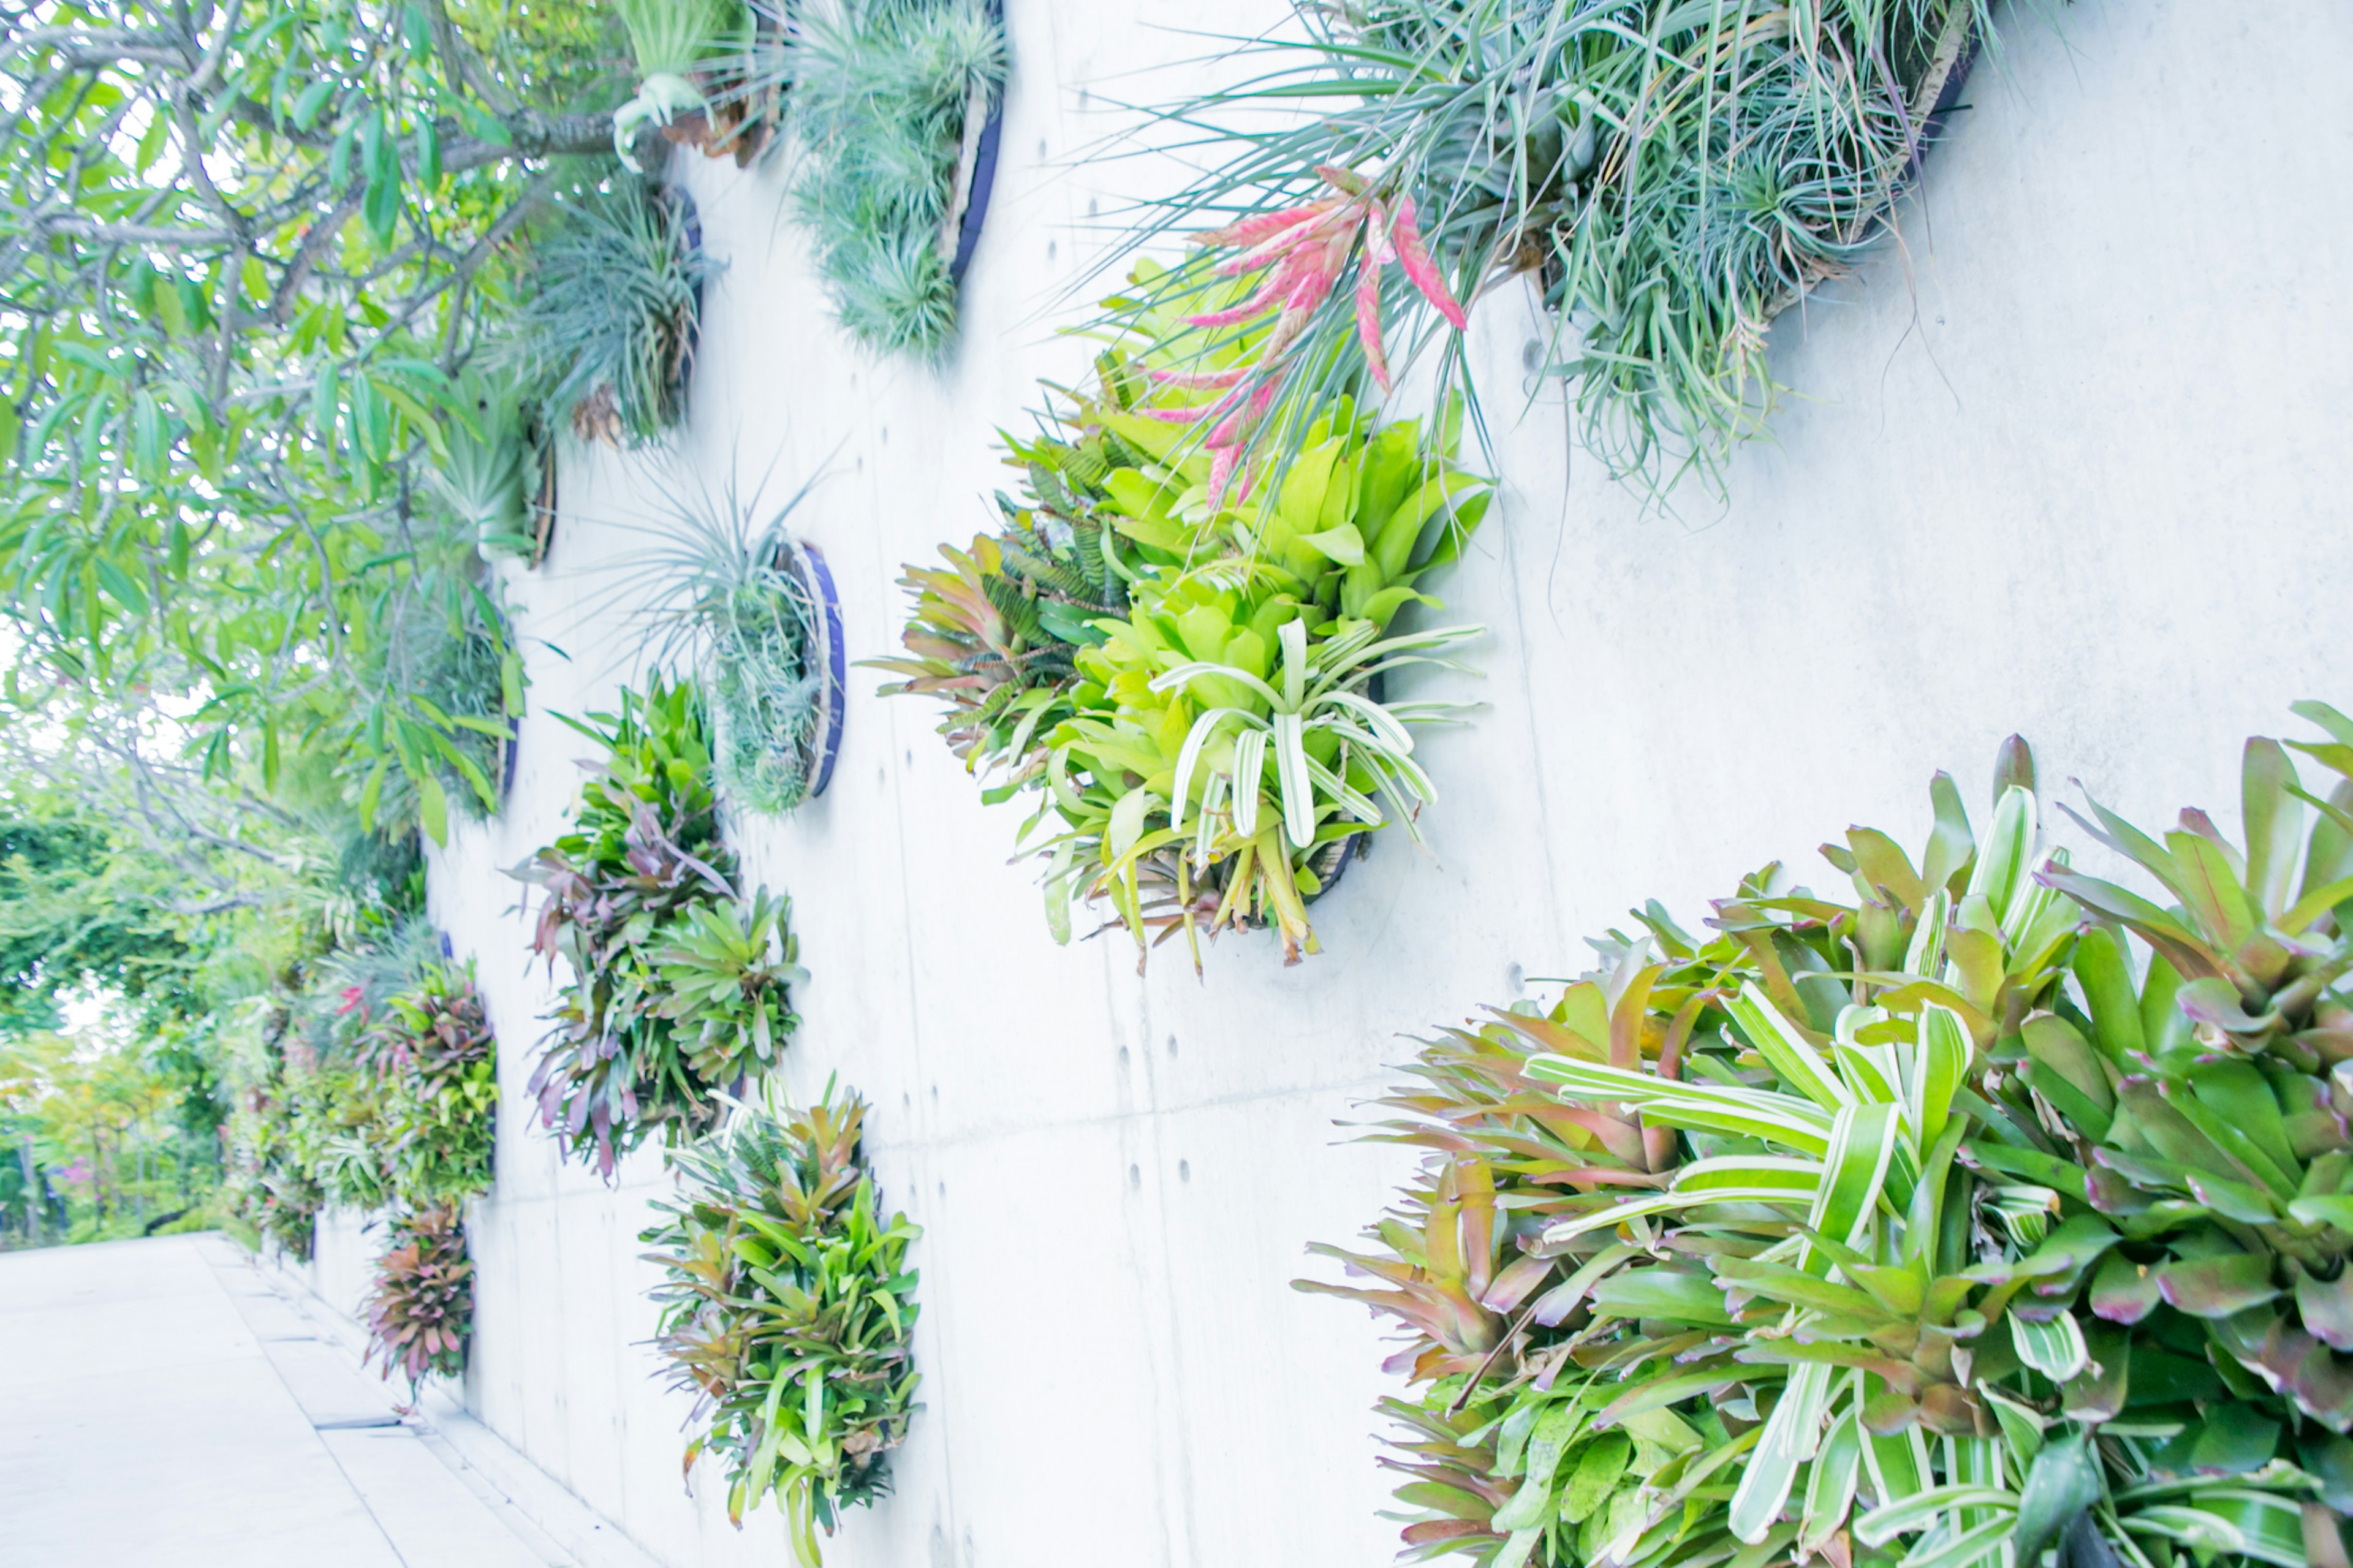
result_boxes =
[1089,0,1993,496]
[789,0,1006,357]
[630,468,828,817]
[502,181,708,447]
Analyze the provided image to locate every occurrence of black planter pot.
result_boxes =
[499,715,521,808]
[526,420,558,567]
[667,184,705,421]
[1912,6,1983,157]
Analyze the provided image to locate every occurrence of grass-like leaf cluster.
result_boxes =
[641,1088,920,1564]
[518,678,805,1178]
[878,267,1491,966]
[1311,706,2353,1567]
[789,0,1007,355]
[1105,0,1986,492]
[502,181,710,449]
[634,473,832,817]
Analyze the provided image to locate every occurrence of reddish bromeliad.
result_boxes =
[1150,166,1468,500]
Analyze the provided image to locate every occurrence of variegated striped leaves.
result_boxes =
[1526,984,1977,1545]
[1523,987,1966,1249]
[1156,617,1482,856]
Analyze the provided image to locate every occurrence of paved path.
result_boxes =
[0,1233,566,1567]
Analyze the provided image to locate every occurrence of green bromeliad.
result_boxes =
[1309,710,2353,1568]
[881,263,1491,966]
[641,1087,920,1566]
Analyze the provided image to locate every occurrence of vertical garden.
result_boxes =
[1,2,2348,1568]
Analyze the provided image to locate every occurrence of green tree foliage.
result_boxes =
[0,809,187,1034]
[0,0,624,842]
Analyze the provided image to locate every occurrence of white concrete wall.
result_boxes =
[301,1,2353,1564]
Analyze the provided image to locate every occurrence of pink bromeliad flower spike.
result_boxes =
[1386,195,1468,331]
[1356,199,1396,393]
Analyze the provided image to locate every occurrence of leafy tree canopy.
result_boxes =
[0,0,628,843]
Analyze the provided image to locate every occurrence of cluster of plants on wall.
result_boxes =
[642,1086,922,1565]
[520,678,806,1177]
[499,178,711,451]
[1104,0,1984,488]
[788,0,1008,355]
[217,885,498,1385]
[363,1200,477,1388]
[222,842,436,1260]
[605,0,1009,354]
[881,266,1491,965]
[1306,707,2353,1567]
[352,961,501,1210]
[637,474,839,817]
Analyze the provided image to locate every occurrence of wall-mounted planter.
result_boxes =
[510,180,709,451]
[778,539,847,799]
[942,0,1006,287]
[878,321,1492,970]
[1103,0,2006,495]
[1305,706,2353,1564]
[789,0,1009,356]
[641,1087,920,1567]
[667,184,706,415]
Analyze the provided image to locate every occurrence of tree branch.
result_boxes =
[441,110,615,175]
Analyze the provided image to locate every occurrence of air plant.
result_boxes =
[641,1085,920,1566]
[879,267,1491,967]
[1098,0,1988,493]
[501,181,708,448]
[1176,165,1466,499]
[788,0,1007,355]
[629,466,833,817]
[1305,718,2351,1568]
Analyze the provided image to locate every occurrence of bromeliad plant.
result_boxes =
[789,0,1008,355]
[1105,0,1987,490]
[430,371,537,565]
[879,265,1491,966]
[335,956,499,1385]
[363,961,499,1208]
[518,678,806,1177]
[1308,712,2353,1568]
[363,1202,475,1392]
[641,1086,921,1566]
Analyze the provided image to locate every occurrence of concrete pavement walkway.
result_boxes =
[0,1233,573,1567]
